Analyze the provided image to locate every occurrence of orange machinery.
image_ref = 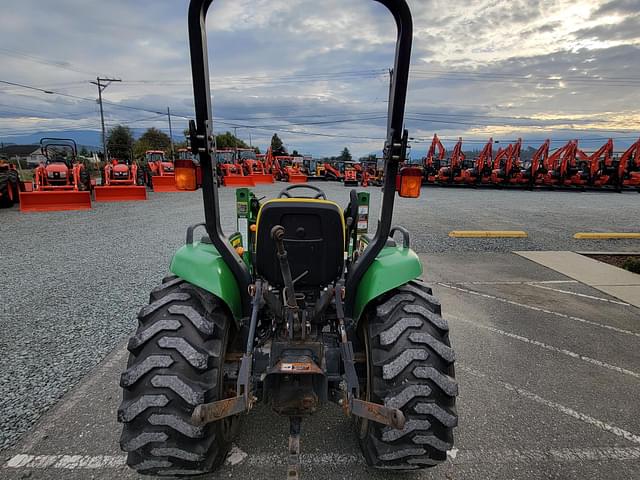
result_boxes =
[343,161,359,186]
[617,138,640,190]
[459,138,493,185]
[94,148,146,202]
[422,134,445,184]
[539,140,578,187]
[435,138,465,184]
[264,148,306,183]
[146,150,178,192]
[277,156,307,183]
[489,139,531,186]
[217,149,255,187]
[19,138,91,212]
[527,139,550,188]
[239,148,273,184]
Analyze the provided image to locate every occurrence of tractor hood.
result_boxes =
[46,162,69,173]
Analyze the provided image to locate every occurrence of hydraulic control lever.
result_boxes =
[271,225,302,339]
[271,225,297,310]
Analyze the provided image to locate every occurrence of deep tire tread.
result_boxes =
[118,277,234,476]
[359,280,458,470]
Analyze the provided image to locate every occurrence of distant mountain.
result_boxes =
[0,129,183,152]
[0,130,102,151]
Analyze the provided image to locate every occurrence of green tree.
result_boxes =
[292,149,300,157]
[134,127,171,158]
[339,147,352,162]
[271,133,287,156]
[215,131,250,149]
[106,125,134,161]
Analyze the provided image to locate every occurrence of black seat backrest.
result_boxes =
[255,199,345,287]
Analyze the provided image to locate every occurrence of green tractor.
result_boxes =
[117,0,458,477]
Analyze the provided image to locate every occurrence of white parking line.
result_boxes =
[449,315,640,379]
[438,283,640,338]
[529,283,631,306]
[454,280,578,286]
[6,446,640,470]
[460,365,640,445]
[5,455,126,469]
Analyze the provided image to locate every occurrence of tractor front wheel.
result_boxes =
[357,279,458,470]
[118,276,237,476]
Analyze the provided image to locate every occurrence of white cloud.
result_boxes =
[0,0,638,156]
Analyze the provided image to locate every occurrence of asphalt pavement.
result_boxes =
[1,183,639,479]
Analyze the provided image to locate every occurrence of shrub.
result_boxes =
[622,258,640,274]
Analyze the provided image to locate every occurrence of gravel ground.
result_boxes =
[0,182,638,451]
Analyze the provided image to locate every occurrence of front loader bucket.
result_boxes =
[288,173,308,183]
[222,176,255,187]
[19,190,92,212]
[94,185,147,202]
[248,173,274,184]
[152,175,179,192]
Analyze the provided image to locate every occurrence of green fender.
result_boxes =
[353,244,423,322]
[169,242,242,322]
[169,240,421,326]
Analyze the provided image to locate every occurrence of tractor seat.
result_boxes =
[255,199,345,287]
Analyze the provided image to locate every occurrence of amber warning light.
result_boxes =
[397,166,422,198]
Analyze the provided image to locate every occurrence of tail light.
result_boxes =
[175,159,197,191]
[397,166,422,198]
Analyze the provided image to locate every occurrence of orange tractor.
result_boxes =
[20,138,92,212]
[274,155,307,183]
[0,161,22,208]
[145,150,178,192]
[239,148,273,184]
[217,149,255,187]
[361,159,383,186]
[94,148,147,202]
[343,161,359,186]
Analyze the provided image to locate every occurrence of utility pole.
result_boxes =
[167,107,175,160]
[233,127,238,154]
[91,77,121,160]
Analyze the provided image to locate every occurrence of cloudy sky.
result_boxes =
[1,0,639,157]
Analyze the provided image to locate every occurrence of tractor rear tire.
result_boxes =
[79,167,91,191]
[118,277,236,476]
[0,168,18,208]
[357,279,458,470]
[137,168,146,186]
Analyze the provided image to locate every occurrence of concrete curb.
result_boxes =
[514,251,640,308]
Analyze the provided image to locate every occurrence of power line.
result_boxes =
[0,48,95,76]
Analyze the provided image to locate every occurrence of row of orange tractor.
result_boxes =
[1,138,380,213]
[421,134,640,191]
[213,147,382,187]
[1,138,201,212]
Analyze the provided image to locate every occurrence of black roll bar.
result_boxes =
[187,0,413,319]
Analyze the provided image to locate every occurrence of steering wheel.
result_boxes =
[278,184,327,200]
